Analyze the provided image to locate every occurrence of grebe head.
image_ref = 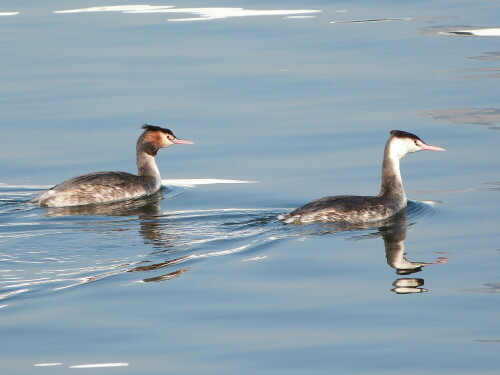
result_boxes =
[140,124,193,155]
[389,130,445,159]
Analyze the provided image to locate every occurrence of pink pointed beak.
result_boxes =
[420,143,445,151]
[173,138,194,145]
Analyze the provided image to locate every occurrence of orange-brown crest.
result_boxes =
[143,130,166,149]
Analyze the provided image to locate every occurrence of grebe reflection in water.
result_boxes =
[32,125,193,207]
[297,205,448,294]
[40,192,189,286]
[378,210,448,294]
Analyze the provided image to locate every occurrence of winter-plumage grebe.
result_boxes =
[281,130,444,224]
[31,125,193,207]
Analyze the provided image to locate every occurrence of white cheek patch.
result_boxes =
[391,139,410,158]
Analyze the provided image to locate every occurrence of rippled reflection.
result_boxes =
[300,203,447,294]
[379,212,448,293]
[0,184,448,307]
[40,192,190,284]
[44,191,179,251]
[128,200,448,292]
[0,185,289,304]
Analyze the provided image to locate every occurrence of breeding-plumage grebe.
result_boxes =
[281,130,444,224]
[31,125,193,207]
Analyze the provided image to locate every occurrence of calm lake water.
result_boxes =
[1,1,499,374]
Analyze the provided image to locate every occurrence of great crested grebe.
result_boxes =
[280,130,445,224]
[31,125,193,207]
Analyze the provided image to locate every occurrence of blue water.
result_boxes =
[1,1,499,374]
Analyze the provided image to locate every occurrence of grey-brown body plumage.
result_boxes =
[283,194,405,225]
[31,172,159,207]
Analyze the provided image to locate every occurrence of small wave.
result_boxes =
[162,178,257,188]
[0,183,440,308]
[331,18,412,24]
[406,200,437,221]
[423,26,500,37]
[0,205,290,305]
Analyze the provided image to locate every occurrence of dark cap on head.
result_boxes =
[142,124,174,136]
[390,130,421,141]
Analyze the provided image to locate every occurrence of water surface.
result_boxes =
[1,1,499,374]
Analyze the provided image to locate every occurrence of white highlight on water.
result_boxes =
[439,28,500,37]
[284,16,316,19]
[0,12,19,16]
[34,363,63,367]
[242,256,268,262]
[0,288,29,300]
[162,179,257,188]
[454,28,500,36]
[54,5,173,13]
[69,363,129,368]
[54,5,321,22]
[418,200,438,206]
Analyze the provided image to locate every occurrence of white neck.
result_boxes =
[136,150,160,178]
[379,139,406,201]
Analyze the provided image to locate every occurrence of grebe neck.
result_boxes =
[136,140,161,178]
[136,150,160,177]
[378,141,406,202]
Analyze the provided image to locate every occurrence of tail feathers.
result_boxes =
[277,212,299,224]
[30,190,53,206]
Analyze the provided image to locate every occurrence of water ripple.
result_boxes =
[0,185,441,306]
